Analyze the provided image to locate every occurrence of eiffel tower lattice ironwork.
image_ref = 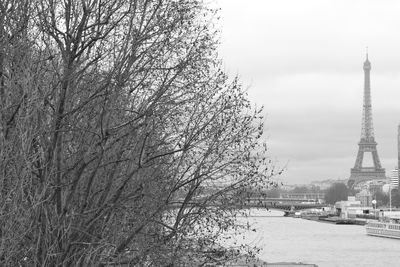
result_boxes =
[348,54,385,188]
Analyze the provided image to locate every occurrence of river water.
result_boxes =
[233,209,400,267]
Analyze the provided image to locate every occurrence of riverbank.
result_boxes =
[285,210,370,225]
[300,215,368,225]
[226,256,318,266]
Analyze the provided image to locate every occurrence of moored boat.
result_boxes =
[366,219,400,239]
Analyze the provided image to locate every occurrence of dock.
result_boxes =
[319,216,367,225]
[225,257,318,267]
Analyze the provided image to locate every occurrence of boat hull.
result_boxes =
[366,222,400,239]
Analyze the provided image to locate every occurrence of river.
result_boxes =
[233,209,400,267]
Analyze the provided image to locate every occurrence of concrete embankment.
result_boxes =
[319,216,367,225]
[225,256,318,266]
[292,213,369,225]
[226,258,318,266]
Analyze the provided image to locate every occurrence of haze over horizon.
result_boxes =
[217,0,400,184]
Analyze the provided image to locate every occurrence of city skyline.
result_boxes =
[217,0,400,184]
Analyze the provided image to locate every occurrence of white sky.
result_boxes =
[216,0,400,184]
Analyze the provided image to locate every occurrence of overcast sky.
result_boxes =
[216,0,400,184]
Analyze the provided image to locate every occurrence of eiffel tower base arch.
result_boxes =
[348,169,386,188]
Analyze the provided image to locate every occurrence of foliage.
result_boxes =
[324,183,348,204]
[290,185,322,194]
[265,188,280,198]
[390,189,400,208]
[0,0,278,265]
[374,190,389,207]
[348,187,359,197]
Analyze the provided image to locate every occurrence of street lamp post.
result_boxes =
[372,199,377,219]
[389,185,392,212]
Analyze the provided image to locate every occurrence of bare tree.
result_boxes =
[0,1,279,266]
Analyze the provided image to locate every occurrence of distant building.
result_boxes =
[381,169,399,194]
[389,169,399,188]
[279,184,297,191]
[382,184,391,194]
[354,178,388,192]
[280,192,325,203]
[335,196,373,219]
[335,197,361,219]
[356,190,373,207]
[369,179,389,193]
[310,179,347,190]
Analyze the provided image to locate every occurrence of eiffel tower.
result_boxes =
[348,54,386,188]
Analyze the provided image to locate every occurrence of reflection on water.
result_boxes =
[234,209,399,267]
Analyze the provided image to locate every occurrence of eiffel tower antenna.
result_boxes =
[348,54,385,188]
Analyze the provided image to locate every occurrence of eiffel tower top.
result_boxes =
[363,52,371,69]
[361,53,374,142]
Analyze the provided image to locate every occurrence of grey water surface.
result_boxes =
[235,209,400,267]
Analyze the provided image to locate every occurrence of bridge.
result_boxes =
[171,195,326,211]
[238,197,326,211]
